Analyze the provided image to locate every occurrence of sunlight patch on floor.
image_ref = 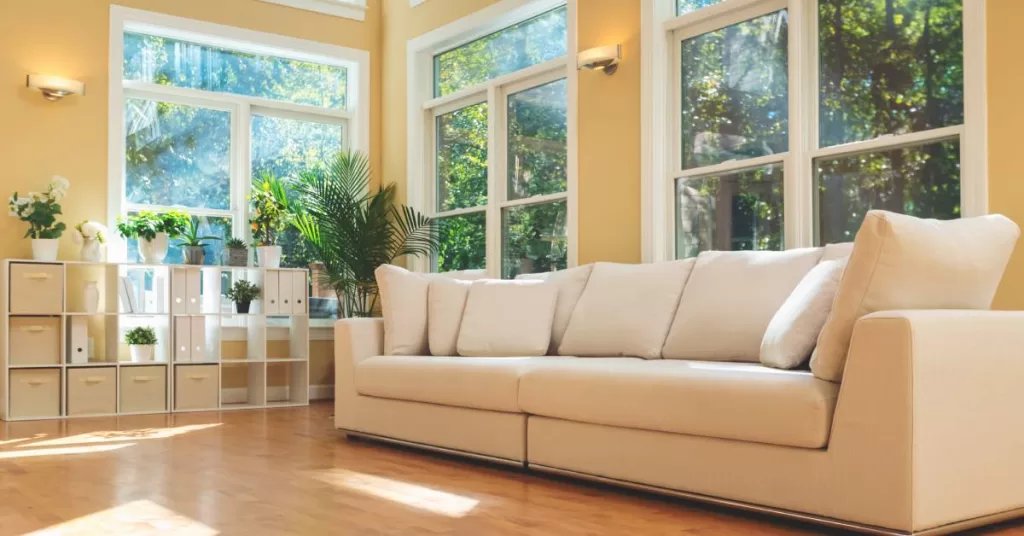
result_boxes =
[23,499,217,536]
[0,435,43,447]
[311,469,479,517]
[22,424,222,449]
[0,443,134,460]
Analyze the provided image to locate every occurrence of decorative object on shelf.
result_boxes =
[180,216,219,265]
[290,150,440,317]
[117,210,189,264]
[83,280,100,313]
[71,220,108,262]
[7,176,69,261]
[226,280,260,314]
[224,237,249,267]
[118,276,140,313]
[125,326,157,363]
[249,173,291,269]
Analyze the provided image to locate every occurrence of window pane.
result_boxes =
[437,212,486,273]
[125,98,231,210]
[680,11,789,170]
[819,0,963,147]
[678,0,725,16]
[123,32,347,109]
[126,214,231,266]
[816,140,960,244]
[502,200,567,279]
[507,79,567,200]
[437,102,488,211]
[433,7,567,97]
[675,164,784,258]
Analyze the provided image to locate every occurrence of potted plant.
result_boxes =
[224,237,249,267]
[71,220,108,262]
[7,176,69,261]
[125,326,157,363]
[226,280,260,314]
[249,173,290,268]
[117,209,189,264]
[180,217,220,265]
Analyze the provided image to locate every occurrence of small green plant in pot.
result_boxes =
[125,326,157,363]
[226,280,260,314]
[224,237,249,267]
[180,217,220,265]
[249,173,291,268]
[117,210,190,264]
[8,176,69,261]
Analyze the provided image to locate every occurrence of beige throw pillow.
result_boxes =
[375,264,430,355]
[457,280,557,357]
[760,259,847,369]
[427,278,472,356]
[558,260,695,359]
[810,211,1020,382]
[516,265,594,354]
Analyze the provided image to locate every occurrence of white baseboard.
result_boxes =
[221,384,333,404]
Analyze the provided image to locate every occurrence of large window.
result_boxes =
[411,2,574,279]
[646,0,982,260]
[111,9,367,269]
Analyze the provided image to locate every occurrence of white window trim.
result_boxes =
[107,6,371,262]
[405,0,579,277]
[641,0,987,262]
[258,0,367,22]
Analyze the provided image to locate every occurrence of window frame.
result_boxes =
[642,0,988,261]
[406,0,578,277]
[108,6,370,263]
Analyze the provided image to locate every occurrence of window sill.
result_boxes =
[259,0,366,21]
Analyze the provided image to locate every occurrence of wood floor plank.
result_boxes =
[0,403,1019,535]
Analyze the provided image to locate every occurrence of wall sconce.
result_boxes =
[26,74,85,101]
[577,45,622,75]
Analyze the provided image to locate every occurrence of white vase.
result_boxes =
[80,238,103,263]
[83,281,99,313]
[257,245,282,268]
[31,238,59,261]
[139,232,169,264]
[129,344,155,363]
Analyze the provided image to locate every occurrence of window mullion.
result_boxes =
[486,85,503,279]
[236,103,252,245]
[786,0,814,249]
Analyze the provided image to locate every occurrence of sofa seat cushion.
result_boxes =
[519,360,839,448]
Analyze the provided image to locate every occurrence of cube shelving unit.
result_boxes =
[0,259,310,421]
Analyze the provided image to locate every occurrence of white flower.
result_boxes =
[71,228,84,245]
[21,204,34,218]
[76,220,108,243]
[49,176,70,200]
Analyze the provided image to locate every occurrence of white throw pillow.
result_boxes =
[821,242,854,261]
[375,264,430,355]
[427,278,472,356]
[516,265,594,354]
[457,280,558,357]
[662,249,822,362]
[811,211,1020,382]
[558,260,695,359]
[760,259,847,369]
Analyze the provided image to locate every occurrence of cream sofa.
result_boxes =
[334,215,1024,535]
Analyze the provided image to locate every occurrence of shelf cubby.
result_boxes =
[266,361,309,407]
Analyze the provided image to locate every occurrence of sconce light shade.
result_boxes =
[577,44,622,75]
[26,74,85,101]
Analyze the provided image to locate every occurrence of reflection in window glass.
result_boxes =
[816,140,960,244]
[433,7,567,97]
[437,212,486,273]
[819,0,963,147]
[675,164,784,258]
[502,201,567,278]
[677,0,724,16]
[123,32,347,109]
[680,11,789,170]
[125,98,231,211]
[436,103,489,212]
[507,79,567,201]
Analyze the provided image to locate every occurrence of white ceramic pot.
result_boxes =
[139,232,169,264]
[129,344,155,363]
[80,238,104,263]
[83,281,100,313]
[257,245,282,268]
[31,238,59,261]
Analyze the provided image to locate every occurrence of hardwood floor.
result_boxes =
[1,403,1022,536]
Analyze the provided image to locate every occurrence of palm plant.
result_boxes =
[289,150,440,317]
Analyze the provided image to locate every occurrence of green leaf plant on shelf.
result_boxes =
[226,280,261,314]
[224,237,249,267]
[116,209,189,264]
[124,326,157,363]
[180,216,221,265]
[249,172,292,269]
[7,176,69,261]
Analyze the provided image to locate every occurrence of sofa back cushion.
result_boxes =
[810,211,1020,382]
[662,249,823,362]
[427,278,472,356]
[457,280,558,357]
[558,260,695,359]
[760,258,847,369]
[516,264,594,354]
[821,242,853,261]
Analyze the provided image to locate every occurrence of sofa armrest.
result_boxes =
[830,310,1024,531]
[334,318,384,430]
